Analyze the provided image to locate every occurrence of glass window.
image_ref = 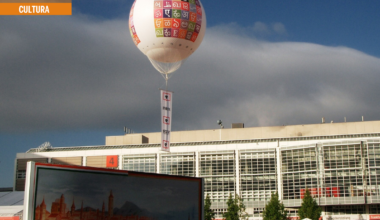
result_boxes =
[281,148,317,172]
[123,156,156,173]
[323,145,362,169]
[325,205,365,215]
[200,153,235,176]
[160,154,195,177]
[240,151,277,202]
[17,170,26,179]
[369,204,380,214]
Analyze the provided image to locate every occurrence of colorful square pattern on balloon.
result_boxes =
[172,28,180,37]
[156,28,164,37]
[196,15,202,25]
[185,31,193,40]
[154,0,202,41]
[163,18,172,28]
[154,9,163,18]
[163,28,171,37]
[189,12,196,22]
[181,10,189,20]
[181,2,189,11]
[131,26,137,35]
[190,4,196,12]
[194,23,201,33]
[172,18,181,28]
[163,9,172,18]
[187,22,196,32]
[155,18,164,28]
[129,17,133,26]
[172,9,181,18]
[129,0,140,46]
[154,0,163,9]
[190,32,198,42]
[134,35,141,44]
[172,1,181,9]
[196,6,202,15]
[163,0,172,8]
[180,20,188,29]
[179,29,187,39]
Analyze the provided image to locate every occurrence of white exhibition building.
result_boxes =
[3,120,380,220]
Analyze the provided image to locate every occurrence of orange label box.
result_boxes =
[370,215,380,220]
[106,155,118,168]
[0,3,72,15]
[0,217,19,220]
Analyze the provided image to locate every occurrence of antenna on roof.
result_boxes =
[36,142,52,152]
[124,127,134,134]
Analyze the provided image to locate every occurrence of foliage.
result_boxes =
[222,194,248,220]
[298,189,322,220]
[204,194,215,220]
[262,192,288,220]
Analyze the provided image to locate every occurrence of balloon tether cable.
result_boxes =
[165,74,168,90]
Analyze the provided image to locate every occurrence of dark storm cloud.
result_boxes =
[0,15,158,132]
[1,16,380,133]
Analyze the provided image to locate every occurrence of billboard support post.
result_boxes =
[23,161,35,220]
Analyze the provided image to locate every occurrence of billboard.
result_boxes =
[24,162,203,220]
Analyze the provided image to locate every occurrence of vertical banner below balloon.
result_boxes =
[161,90,172,152]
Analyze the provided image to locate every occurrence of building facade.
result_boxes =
[14,121,380,220]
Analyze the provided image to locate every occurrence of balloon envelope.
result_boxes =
[129,0,206,74]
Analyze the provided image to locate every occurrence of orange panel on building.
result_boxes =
[370,215,380,220]
[0,217,19,220]
[106,155,118,168]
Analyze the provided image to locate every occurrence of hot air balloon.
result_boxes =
[129,0,206,86]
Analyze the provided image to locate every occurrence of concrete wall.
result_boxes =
[86,156,108,168]
[51,157,82,166]
[105,121,380,145]
[15,158,48,191]
[105,134,149,146]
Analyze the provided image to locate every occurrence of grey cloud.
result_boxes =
[209,22,287,39]
[272,22,287,35]
[1,16,380,133]
[252,21,270,35]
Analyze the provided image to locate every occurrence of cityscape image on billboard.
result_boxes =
[32,164,202,220]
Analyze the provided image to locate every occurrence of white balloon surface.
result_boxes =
[129,0,206,75]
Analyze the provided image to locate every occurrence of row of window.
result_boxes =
[249,205,380,217]
[18,143,380,207]
[123,152,277,174]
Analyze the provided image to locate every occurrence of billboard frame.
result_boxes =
[23,162,204,220]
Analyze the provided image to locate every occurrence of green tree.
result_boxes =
[204,194,215,220]
[262,192,288,220]
[298,189,322,220]
[223,194,248,220]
